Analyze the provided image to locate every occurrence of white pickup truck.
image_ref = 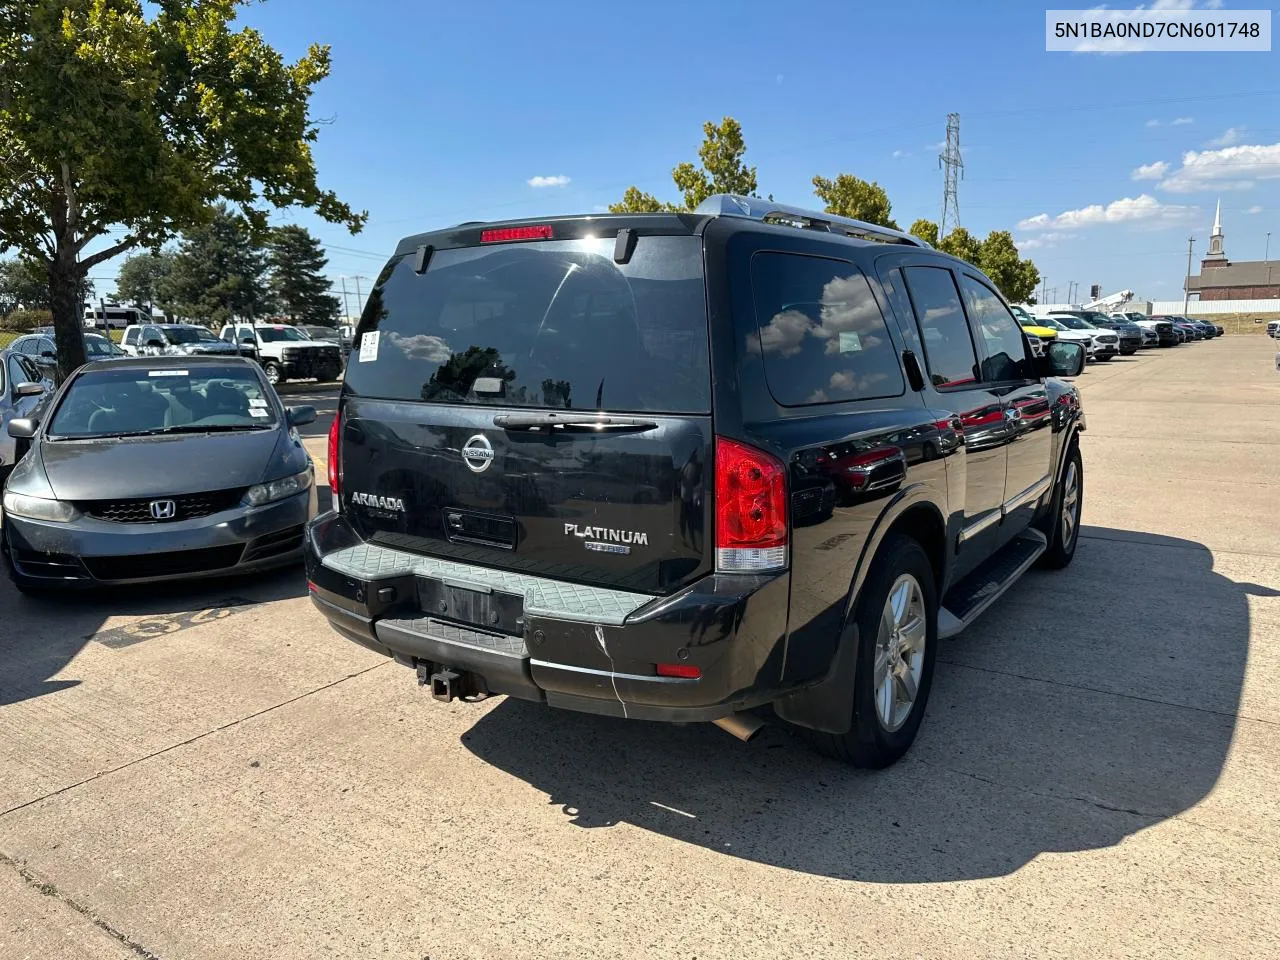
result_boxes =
[218,323,343,385]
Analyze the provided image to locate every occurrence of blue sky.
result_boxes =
[94,0,1280,311]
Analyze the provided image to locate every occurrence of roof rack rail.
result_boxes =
[693,194,929,248]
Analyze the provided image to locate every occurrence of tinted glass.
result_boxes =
[902,266,980,388]
[749,252,903,405]
[345,236,710,414]
[84,335,122,357]
[162,326,204,344]
[13,338,33,356]
[124,328,139,345]
[1054,315,1092,330]
[958,274,1032,382]
[256,326,309,342]
[49,365,276,438]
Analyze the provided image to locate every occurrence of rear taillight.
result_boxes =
[327,411,341,500]
[714,437,788,573]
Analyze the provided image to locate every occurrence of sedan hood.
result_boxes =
[38,429,295,501]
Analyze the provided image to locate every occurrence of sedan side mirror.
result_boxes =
[39,350,55,359]
[1039,341,1086,379]
[286,405,317,427]
[14,381,45,398]
[7,418,36,439]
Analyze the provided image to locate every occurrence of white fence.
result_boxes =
[1149,298,1280,316]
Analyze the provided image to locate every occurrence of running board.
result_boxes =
[938,529,1047,639]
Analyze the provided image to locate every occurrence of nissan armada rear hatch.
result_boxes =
[338,219,713,596]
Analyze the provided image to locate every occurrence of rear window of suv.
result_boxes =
[345,235,710,414]
[748,252,904,405]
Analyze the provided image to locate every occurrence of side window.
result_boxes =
[221,328,235,343]
[143,326,162,344]
[902,266,980,388]
[13,338,32,356]
[957,275,1033,383]
[40,338,55,355]
[124,328,139,346]
[749,252,904,406]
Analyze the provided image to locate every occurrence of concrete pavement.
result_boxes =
[2,338,1278,959]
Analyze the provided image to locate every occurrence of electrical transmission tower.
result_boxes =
[938,112,964,238]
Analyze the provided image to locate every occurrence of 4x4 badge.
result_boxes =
[461,434,495,473]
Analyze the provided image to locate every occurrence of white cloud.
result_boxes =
[1016,231,1077,251]
[1145,119,1161,128]
[1245,205,1264,214]
[1158,142,1280,193]
[591,204,610,213]
[1132,161,1170,181]
[527,175,571,188]
[1173,117,1194,125]
[1205,127,1244,148]
[776,73,784,85]
[892,149,908,159]
[1018,194,1196,231]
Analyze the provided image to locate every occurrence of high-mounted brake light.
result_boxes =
[480,225,554,243]
[328,411,342,500]
[714,437,788,573]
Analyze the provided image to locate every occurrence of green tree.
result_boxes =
[978,230,1041,305]
[908,219,940,247]
[938,227,983,266]
[611,117,759,213]
[0,257,92,312]
[164,206,269,327]
[0,1,365,378]
[114,251,174,313]
[811,174,899,228]
[268,225,340,325]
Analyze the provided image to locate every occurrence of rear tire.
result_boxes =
[1038,441,1082,570]
[807,534,938,769]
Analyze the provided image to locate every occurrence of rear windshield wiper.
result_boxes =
[492,412,659,433]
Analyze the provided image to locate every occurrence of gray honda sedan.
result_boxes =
[2,355,317,592]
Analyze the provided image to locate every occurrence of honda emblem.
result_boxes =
[149,499,176,520]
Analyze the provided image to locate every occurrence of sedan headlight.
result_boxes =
[242,467,313,507]
[2,491,81,523]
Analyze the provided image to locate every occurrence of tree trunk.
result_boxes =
[48,245,88,381]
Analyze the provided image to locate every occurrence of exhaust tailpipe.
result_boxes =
[712,713,765,743]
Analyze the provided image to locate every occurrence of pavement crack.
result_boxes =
[0,852,164,959]
[0,661,389,821]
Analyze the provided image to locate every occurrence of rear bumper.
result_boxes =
[304,512,790,722]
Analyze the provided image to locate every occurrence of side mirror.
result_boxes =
[39,350,55,359]
[7,418,36,439]
[145,339,165,348]
[14,381,45,398]
[1040,341,1086,378]
[286,405,317,427]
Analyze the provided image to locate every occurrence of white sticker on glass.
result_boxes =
[359,330,380,362]
[838,331,863,353]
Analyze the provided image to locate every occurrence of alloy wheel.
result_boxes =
[874,574,927,732]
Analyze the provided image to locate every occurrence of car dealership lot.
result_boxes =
[2,339,1278,960]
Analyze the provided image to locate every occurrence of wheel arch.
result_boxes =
[774,485,947,735]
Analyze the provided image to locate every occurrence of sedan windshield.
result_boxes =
[84,335,124,357]
[255,326,309,342]
[49,365,276,439]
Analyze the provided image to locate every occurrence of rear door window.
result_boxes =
[748,252,903,405]
[345,235,710,414]
[902,266,980,388]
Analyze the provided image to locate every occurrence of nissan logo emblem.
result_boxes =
[461,434,495,473]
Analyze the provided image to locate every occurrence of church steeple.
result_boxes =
[1205,198,1227,261]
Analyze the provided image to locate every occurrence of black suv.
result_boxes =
[305,195,1087,768]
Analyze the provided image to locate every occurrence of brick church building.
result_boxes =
[1184,200,1279,301]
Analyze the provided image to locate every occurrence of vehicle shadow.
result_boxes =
[0,481,325,708]
[461,526,1266,882]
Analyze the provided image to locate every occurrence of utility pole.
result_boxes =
[1266,231,1271,262]
[1182,234,1195,316]
[938,113,964,239]
[340,276,350,320]
[352,276,368,318]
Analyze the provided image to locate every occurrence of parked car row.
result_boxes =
[1010,308,1223,364]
